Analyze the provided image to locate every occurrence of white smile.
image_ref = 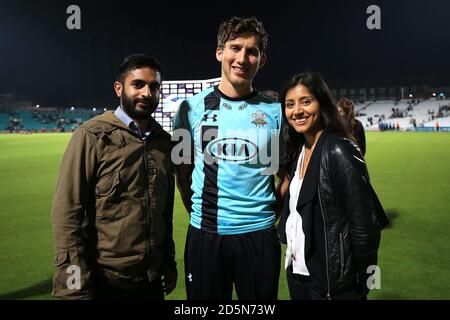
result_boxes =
[232,66,247,75]
[293,118,308,125]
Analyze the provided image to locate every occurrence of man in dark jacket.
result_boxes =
[51,54,177,299]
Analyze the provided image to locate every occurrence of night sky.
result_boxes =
[1,0,450,107]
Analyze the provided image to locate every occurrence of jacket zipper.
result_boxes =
[318,187,332,300]
[143,140,151,257]
[339,233,345,280]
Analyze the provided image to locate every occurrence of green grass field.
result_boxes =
[0,132,449,300]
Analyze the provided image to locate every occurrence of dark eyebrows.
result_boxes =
[229,43,241,49]
[130,79,161,87]
[285,96,314,103]
[130,79,146,85]
[299,96,314,101]
[228,44,260,57]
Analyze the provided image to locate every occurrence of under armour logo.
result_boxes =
[187,273,193,282]
[203,114,218,122]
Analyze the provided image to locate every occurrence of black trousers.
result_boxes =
[94,274,164,300]
[184,225,281,300]
[286,265,362,300]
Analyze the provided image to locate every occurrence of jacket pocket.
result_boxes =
[339,232,345,280]
[53,250,69,267]
[96,171,122,198]
[95,171,127,220]
[92,125,125,151]
[52,250,94,299]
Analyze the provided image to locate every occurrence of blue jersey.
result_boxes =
[173,86,283,235]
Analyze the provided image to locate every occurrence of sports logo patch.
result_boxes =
[251,110,267,127]
[223,103,232,110]
[202,114,218,122]
[238,103,248,110]
[206,138,258,163]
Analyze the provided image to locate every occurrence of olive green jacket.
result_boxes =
[51,111,176,299]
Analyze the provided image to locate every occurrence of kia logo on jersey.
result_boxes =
[206,138,258,163]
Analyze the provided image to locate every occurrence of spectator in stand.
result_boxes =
[337,97,366,156]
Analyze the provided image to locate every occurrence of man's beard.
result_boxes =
[121,92,159,121]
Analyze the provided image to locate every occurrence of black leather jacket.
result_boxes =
[278,131,388,299]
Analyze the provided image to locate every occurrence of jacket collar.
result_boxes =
[296,130,328,210]
[93,111,163,139]
[277,130,328,244]
[114,106,161,140]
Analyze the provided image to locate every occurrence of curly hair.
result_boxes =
[217,16,268,54]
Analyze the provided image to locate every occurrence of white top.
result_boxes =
[285,145,310,276]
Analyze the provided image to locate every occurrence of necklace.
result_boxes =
[300,148,312,179]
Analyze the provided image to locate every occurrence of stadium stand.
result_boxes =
[0,109,99,132]
[0,77,221,133]
[1,80,449,133]
[356,98,450,131]
[0,112,9,129]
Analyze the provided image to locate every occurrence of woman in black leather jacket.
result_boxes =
[277,73,388,300]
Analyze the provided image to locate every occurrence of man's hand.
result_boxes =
[162,267,178,295]
[175,164,194,214]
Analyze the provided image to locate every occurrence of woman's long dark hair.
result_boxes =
[279,72,351,167]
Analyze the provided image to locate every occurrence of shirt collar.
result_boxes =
[114,105,134,128]
[114,106,153,140]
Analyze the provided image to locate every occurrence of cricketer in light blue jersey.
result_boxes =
[173,85,283,235]
[175,16,282,300]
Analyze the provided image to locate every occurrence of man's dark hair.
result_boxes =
[217,17,268,54]
[116,54,162,83]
